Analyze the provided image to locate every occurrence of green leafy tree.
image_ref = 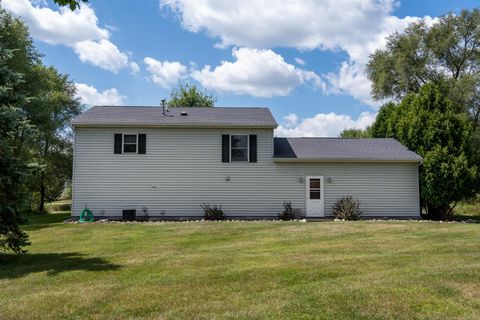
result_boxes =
[367,9,480,160]
[371,84,478,218]
[168,83,216,107]
[0,46,34,253]
[23,65,81,212]
[339,128,371,138]
[52,0,88,10]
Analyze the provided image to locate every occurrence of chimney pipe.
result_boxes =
[161,99,166,116]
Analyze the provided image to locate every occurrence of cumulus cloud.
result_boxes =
[144,57,188,88]
[3,0,132,73]
[75,83,126,106]
[160,0,436,107]
[160,0,395,51]
[191,48,324,97]
[275,111,376,137]
[74,40,129,73]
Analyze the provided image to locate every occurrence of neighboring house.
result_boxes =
[70,106,422,220]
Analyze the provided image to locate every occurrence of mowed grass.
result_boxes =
[1,214,480,319]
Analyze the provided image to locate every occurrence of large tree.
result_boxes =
[168,83,216,108]
[24,65,81,212]
[370,84,478,219]
[367,9,480,157]
[0,6,81,252]
[0,45,34,253]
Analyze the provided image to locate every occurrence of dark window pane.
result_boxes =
[231,149,247,161]
[124,144,136,153]
[124,134,136,144]
[231,135,248,148]
[310,179,320,189]
[310,191,321,199]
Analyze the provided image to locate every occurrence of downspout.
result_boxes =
[417,159,423,217]
[71,126,77,218]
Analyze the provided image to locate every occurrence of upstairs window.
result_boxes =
[123,134,137,153]
[114,133,146,154]
[230,135,248,161]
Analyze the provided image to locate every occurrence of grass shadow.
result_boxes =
[0,252,121,279]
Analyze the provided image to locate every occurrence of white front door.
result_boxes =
[306,176,325,217]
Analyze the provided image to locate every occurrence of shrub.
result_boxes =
[278,201,295,220]
[332,196,362,220]
[201,203,225,220]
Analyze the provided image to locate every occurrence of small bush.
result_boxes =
[278,201,295,220]
[201,203,225,220]
[332,196,362,220]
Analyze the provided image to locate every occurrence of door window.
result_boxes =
[309,179,321,199]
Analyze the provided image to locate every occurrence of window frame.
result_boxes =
[122,133,138,154]
[229,134,249,162]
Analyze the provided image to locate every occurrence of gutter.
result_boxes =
[273,158,423,163]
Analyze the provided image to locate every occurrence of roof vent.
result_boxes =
[161,99,167,116]
[180,111,188,116]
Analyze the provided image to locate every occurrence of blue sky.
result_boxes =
[3,0,479,136]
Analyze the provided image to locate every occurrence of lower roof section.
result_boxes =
[273,138,422,162]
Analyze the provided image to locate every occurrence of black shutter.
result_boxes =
[114,134,122,154]
[249,135,257,163]
[138,134,146,154]
[222,134,230,162]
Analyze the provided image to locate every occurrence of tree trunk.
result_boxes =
[38,139,49,213]
[39,173,45,213]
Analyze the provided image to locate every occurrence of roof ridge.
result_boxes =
[93,105,269,109]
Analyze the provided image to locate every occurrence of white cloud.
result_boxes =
[75,83,126,106]
[2,0,108,45]
[275,111,376,137]
[160,0,436,107]
[324,62,379,107]
[130,62,140,74]
[294,57,306,66]
[74,40,129,73]
[144,57,188,88]
[191,48,324,97]
[160,0,396,51]
[3,0,131,72]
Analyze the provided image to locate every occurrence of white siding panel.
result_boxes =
[72,127,420,218]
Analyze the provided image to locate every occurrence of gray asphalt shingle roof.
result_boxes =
[273,137,422,162]
[70,106,278,128]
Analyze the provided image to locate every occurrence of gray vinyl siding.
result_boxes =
[72,127,420,218]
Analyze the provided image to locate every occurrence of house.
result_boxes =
[70,106,422,220]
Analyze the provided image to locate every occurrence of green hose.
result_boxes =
[79,207,94,223]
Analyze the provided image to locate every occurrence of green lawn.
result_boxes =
[1,213,480,319]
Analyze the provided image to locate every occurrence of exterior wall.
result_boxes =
[72,127,420,218]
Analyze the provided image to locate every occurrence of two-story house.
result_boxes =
[70,106,422,220]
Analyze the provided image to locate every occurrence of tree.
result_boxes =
[339,128,371,138]
[0,47,34,253]
[367,9,480,156]
[168,83,216,107]
[52,0,88,10]
[23,65,81,212]
[0,6,81,252]
[370,84,478,218]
